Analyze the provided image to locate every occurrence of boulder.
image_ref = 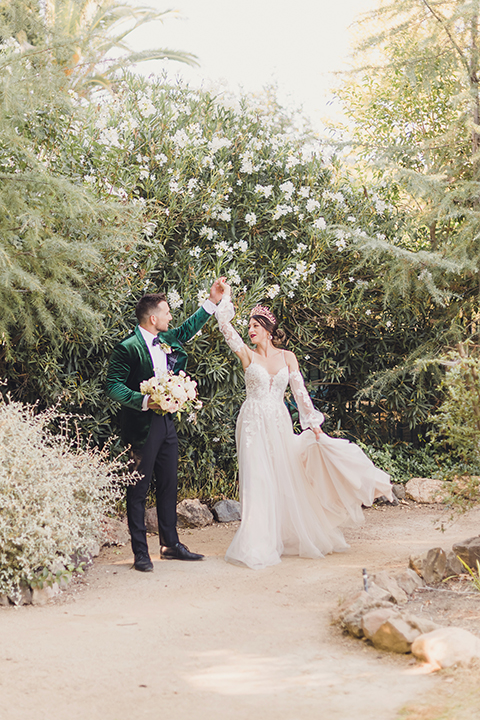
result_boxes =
[452,536,480,571]
[405,477,445,503]
[401,613,441,636]
[366,582,393,603]
[370,615,420,654]
[334,588,394,637]
[176,498,214,528]
[334,591,394,638]
[213,499,241,523]
[395,568,425,595]
[371,571,408,604]
[444,550,465,577]
[409,548,447,584]
[0,594,10,606]
[145,507,158,533]
[392,483,406,500]
[362,608,399,639]
[31,582,60,606]
[98,515,130,546]
[412,627,480,669]
[8,585,32,606]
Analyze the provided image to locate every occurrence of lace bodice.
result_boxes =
[245,363,289,404]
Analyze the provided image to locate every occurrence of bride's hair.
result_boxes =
[251,313,287,348]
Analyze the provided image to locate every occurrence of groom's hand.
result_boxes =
[147,398,161,410]
[209,277,229,304]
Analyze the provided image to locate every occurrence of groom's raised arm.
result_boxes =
[170,303,214,345]
[170,279,227,344]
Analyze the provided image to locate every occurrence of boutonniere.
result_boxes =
[160,343,172,354]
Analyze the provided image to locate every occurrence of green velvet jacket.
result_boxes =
[106,307,210,449]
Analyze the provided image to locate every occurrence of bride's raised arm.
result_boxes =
[215,294,251,367]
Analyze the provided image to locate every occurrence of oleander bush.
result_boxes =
[1,64,452,495]
[4,0,479,498]
[0,395,129,597]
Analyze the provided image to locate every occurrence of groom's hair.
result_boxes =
[135,293,167,322]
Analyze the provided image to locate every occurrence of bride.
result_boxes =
[215,287,393,570]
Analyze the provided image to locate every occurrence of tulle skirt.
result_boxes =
[225,401,392,570]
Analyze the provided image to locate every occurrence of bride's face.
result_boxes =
[248,318,269,345]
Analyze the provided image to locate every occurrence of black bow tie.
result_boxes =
[152,337,161,346]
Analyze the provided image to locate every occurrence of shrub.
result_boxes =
[0,395,129,596]
[359,440,480,485]
[429,344,480,465]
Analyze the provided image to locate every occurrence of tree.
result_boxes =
[0,0,198,94]
[334,0,480,414]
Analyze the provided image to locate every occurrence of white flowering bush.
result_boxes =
[0,397,128,596]
[3,67,447,495]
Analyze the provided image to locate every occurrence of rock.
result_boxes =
[362,608,399,639]
[405,477,446,503]
[176,498,214,528]
[401,613,441,636]
[31,582,60,606]
[371,571,408,604]
[412,627,480,669]
[0,594,10,606]
[370,615,421,654]
[373,494,399,506]
[409,548,447,584]
[366,582,393,603]
[395,568,425,595]
[212,499,241,522]
[145,507,158,533]
[89,543,101,558]
[70,550,94,570]
[452,536,480,571]
[444,550,465,577]
[392,483,406,500]
[334,591,394,638]
[409,552,428,577]
[8,585,32,606]
[98,515,130,546]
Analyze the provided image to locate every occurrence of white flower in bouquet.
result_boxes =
[140,370,202,418]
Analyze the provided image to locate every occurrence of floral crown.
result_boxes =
[249,305,276,324]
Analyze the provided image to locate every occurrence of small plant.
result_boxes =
[457,557,480,593]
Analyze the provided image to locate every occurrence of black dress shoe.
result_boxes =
[133,553,154,572]
[160,543,204,561]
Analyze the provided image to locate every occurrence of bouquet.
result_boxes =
[140,370,202,420]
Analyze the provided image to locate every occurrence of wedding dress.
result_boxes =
[216,299,393,570]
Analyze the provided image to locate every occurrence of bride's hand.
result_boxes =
[209,277,231,303]
[313,427,323,440]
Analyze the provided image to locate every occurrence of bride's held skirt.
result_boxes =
[226,402,392,570]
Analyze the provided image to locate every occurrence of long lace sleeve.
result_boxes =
[289,370,325,430]
[215,298,246,353]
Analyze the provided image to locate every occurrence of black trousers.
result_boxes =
[126,413,179,556]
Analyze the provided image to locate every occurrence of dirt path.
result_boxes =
[1,504,480,720]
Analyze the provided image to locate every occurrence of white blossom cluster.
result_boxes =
[282,261,316,287]
[167,288,183,309]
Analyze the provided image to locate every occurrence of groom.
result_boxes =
[106,279,226,572]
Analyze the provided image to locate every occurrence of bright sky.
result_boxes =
[130,0,378,129]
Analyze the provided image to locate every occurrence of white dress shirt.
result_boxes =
[140,299,217,411]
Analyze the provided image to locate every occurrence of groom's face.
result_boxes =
[151,301,172,332]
